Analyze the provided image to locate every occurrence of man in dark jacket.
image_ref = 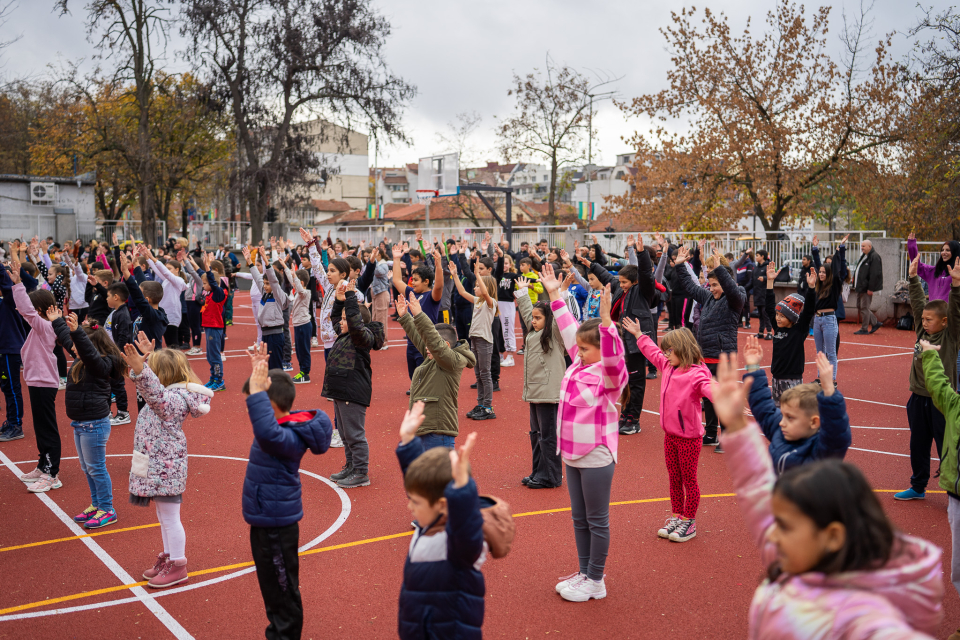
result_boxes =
[675,246,746,451]
[735,250,755,328]
[590,240,656,434]
[242,358,332,640]
[853,239,884,334]
[321,287,385,489]
[753,250,772,339]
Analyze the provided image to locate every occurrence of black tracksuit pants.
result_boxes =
[250,522,303,640]
[623,351,647,424]
[29,386,60,476]
[907,393,946,492]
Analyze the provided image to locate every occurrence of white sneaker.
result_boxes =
[20,467,44,484]
[186,347,203,356]
[657,516,681,539]
[27,474,62,493]
[311,337,319,347]
[555,572,585,594]
[110,411,131,426]
[379,344,389,350]
[560,576,606,602]
[58,377,67,390]
[501,355,515,367]
[330,430,345,448]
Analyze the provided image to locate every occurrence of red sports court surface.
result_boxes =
[0,304,952,639]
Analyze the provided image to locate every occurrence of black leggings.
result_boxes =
[29,386,60,477]
[54,344,67,378]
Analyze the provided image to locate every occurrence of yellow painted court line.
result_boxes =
[0,523,161,554]
[0,489,932,616]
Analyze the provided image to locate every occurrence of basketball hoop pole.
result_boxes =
[460,184,514,246]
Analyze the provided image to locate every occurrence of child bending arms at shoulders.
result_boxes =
[712,353,943,640]
[623,320,711,543]
[449,257,498,421]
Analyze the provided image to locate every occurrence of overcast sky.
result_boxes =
[1,0,952,173]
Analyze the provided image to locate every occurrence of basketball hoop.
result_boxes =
[415,189,438,204]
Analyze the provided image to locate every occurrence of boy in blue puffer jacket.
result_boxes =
[742,338,851,474]
[242,347,332,640]
[396,403,485,640]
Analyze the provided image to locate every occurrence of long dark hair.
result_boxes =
[69,326,126,383]
[768,460,895,581]
[816,262,834,300]
[532,302,555,354]
[934,240,960,279]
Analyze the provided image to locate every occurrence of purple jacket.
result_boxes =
[908,238,955,302]
[725,423,943,639]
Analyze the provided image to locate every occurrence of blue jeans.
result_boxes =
[419,433,455,450]
[205,327,225,380]
[73,417,113,513]
[812,313,839,381]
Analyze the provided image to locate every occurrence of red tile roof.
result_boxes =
[309,199,352,213]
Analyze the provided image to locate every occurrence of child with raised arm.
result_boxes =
[284,262,314,384]
[244,247,288,371]
[742,336,851,473]
[760,260,818,404]
[711,353,943,640]
[543,264,628,602]
[894,255,960,501]
[396,291,476,449]
[323,280,385,488]
[392,241,444,379]
[242,345,332,639]
[139,244,188,350]
[448,258,498,420]
[395,402,485,640]
[123,334,213,588]
[104,281,133,425]
[192,254,228,391]
[623,320,712,543]
[302,228,351,361]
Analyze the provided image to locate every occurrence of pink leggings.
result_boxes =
[664,433,701,519]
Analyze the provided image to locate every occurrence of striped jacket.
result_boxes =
[552,299,628,462]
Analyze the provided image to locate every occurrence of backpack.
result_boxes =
[479,495,515,558]
[897,314,914,331]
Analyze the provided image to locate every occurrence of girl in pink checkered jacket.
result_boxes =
[540,265,627,604]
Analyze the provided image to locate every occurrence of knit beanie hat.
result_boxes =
[775,293,805,324]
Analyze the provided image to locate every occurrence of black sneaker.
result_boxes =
[870,322,882,334]
[526,478,559,489]
[337,473,370,489]
[714,442,725,454]
[522,476,532,486]
[465,405,484,419]
[619,422,641,435]
[0,422,24,442]
[330,464,354,482]
[474,407,496,420]
[406,390,411,396]
[492,383,501,392]
[470,382,478,389]
[702,435,719,447]
[517,348,524,355]
[645,371,657,380]
[853,329,869,335]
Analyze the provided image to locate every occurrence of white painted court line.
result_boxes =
[844,397,907,409]
[0,454,351,622]
[850,425,908,430]
[849,446,936,460]
[0,450,195,638]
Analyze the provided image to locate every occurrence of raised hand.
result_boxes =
[811,235,819,248]
[919,339,941,352]
[540,263,561,294]
[8,258,21,284]
[135,331,156,355]
[335,279,348,301]
[710,353,748,432]
[599,283,612,326]
[743,335,763,367]
[766,261,776,280]
[674,245,690,265]
[246,341,269,367]
[806,267,818,288]
[395,294,408,317]
[248,359,272,395]
[908,254,919,278]
[407,291,422,316]
[516,276,531,290]
[45,306,62,322]
[908,231,916,241]
[449,431,477,489]
[839,234,850,246]
[399,401,425,445]
[622,315,643,337]
[432,249,443,267]
[65,312,79,331]
[241,245,252,264]
[392,243,403,260]
[122,342,147,375]
[815,351,835,396]
[948,257,960,287]
[626,234,635,247]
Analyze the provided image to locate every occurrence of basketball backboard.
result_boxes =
[418,152,459,197]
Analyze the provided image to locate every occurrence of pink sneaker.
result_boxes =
[148,559,188,588]
[143,552,170,580]
[73,505,98,523]
[27,474,62,493]
[20,468,44,484]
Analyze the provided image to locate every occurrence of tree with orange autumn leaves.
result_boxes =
[612,0,910,236]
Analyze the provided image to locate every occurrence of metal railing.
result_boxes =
[186,221,250,250]
[899,241,944,282]
[94,220,168,246]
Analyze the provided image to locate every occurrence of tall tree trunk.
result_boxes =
[547,153,558,226]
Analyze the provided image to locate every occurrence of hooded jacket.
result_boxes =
[0,265,26,356]
[924,350,960,498]
[399,311,476,437]
[726,421,943,640]
[241,392,332,528]
[744,369,852,474]
[52,318,122,422]
[908,237,960,302]
[129,364,213,497]
[321,292,385,407]
[250,261,288,333]
[396,437,486,640]
[636,333,713,438]
[589,246,656,356]
[676,263,745,358]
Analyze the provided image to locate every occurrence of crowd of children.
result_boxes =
[3,229,960,640]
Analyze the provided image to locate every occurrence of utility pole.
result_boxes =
[586,93,593,212]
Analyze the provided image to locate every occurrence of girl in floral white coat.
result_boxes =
[123,334,213,589]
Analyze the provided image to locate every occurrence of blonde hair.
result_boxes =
[177,237,189,248]
[480,275,498,301]
[148,349,202,387]
[781,383,820,416]
[504,255,516,273]
[659,327,703,369]
[704,254,731,271]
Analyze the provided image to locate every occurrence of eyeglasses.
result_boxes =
[662,348,674,355]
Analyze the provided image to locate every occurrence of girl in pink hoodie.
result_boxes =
[623,320,713,543]
[711,353,944,640]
